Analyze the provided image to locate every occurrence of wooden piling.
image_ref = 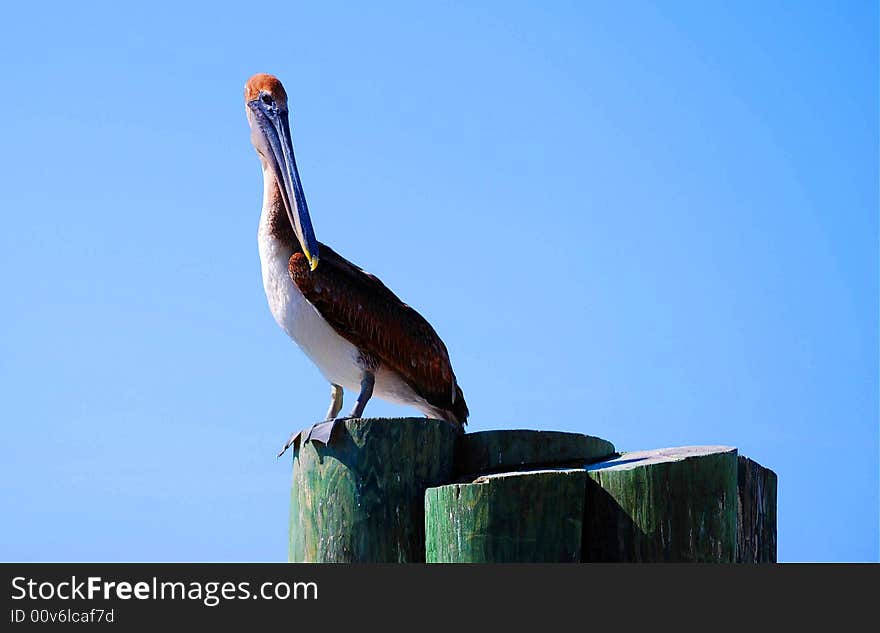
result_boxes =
[426,444,751,563]
[288,417,457,563]
[425,429,615,563]
[288,419,776,564]
[584,446,739,562]
[736,456,778,563]
[426,469,588,562]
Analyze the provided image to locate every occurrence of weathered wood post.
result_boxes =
[736,456,778,563]
[425,430,616,563]
[289,418,457,562]
[426,469,589,562]
[290,420,777,563]
[425,443,775,563]
[584,446,739,562]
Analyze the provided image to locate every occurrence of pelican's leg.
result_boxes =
[348,371,375,419]
[278,378,372,458]
[325,383,344,420]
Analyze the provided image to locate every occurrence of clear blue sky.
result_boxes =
[0,1,876,562]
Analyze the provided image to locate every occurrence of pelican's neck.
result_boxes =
[260,163,299,251]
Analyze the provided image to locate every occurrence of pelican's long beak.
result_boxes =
[248,99,320,270]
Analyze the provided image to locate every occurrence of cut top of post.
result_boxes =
[586,445,737,473]
[455,429,616,479]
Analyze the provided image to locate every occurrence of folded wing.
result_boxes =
[288,244,468,426]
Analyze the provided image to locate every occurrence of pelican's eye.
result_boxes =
[261,93,274,106]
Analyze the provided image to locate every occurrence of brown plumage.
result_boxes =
[289,247,468,428]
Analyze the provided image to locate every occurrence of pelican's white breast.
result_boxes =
[255,169,434,415]
[257,209,364,392]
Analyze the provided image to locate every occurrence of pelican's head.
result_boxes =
[245,73,319,270]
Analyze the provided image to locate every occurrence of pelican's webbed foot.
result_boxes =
[277,378,374,459]
[277,431,301,459]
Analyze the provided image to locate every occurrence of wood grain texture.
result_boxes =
[425,469,588,563]
[736,456,777,563]
[584,446,739,562]
[289,418,457,562]
[455,430,615,478]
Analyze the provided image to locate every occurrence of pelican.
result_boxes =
[244,74,469,455]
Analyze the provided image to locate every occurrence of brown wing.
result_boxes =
[288,244,468,426]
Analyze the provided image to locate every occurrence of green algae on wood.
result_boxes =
[736,455,777,563]
[584,446,738,562]
[456,430,615,477]
[425,469,587,563]
[289,417,457,563]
